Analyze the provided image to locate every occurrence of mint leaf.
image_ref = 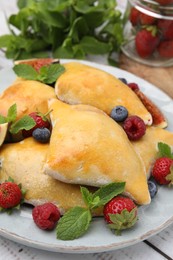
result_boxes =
[80,187,94,208]
[0,115,7,124]
[13,64,38,80]
[7,103,17,123]
[38,63,65,84]
[9,115,36,134]
[158,142,173,159]
[91,182,125,208]
[56,207,91,240]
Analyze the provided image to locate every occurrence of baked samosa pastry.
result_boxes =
[43,98,150,205]
[0,138,88,215]
[55,62,152,125]
[132,127,173,177]
[0,80,56,120]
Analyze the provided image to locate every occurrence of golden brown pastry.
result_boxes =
[0,80,56,120]
[132,126,173,177]
[43,98,150,205]
[0,138,88,215]
[55,62,152,125]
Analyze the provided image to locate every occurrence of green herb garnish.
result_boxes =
[56,182,125,240]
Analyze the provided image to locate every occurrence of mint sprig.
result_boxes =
[13,63,65,84]
[56,182,125,240]
[158,142,173,159]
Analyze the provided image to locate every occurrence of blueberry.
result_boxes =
[148,179,158,199]
[32,128,51,143]
[118,78,128,85]
[110,106,128,122]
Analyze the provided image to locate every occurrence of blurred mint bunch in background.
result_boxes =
[0,0,124,65]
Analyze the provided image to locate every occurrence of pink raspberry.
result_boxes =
[127,83,139,91]
[32,203,60,230]
[123,115,146,141]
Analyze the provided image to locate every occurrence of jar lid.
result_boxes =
[129,0,173,19]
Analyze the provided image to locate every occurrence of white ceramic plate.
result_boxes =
[0,59,173,254]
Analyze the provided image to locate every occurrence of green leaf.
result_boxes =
[7,104,17,123]
[80,187,94,207]
[9,115,36,134]
[91,182,125,208]
[0,115,7,124]
[80,36,112,54]
[13,64,38,80]
[158,142,173,159]
[56,207,92,240]
[0,35,15,48]
[38,63,65,84]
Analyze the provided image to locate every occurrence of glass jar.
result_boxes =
[121,0,173,67]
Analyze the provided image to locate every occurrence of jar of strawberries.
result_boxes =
[121,0,173,67]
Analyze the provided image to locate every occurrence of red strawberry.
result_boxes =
[129,7,140,26]
[103,196,138,235]
[22,111,51,138]
[157,20,173,40]
[154,0,173,5]
[32,203,61,230]
[0,179,23,210]
[139,13,156,25]
[135,27,160,58]
[152,157,173,185]
[157,40,173,58]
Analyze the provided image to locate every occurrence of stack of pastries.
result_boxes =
[0,61,172,215]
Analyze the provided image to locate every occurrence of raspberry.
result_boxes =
[152,157,173,185]
[123,115,146,141]
[32,203,61,230]
[0,181,22,209]
[127,83,139,91]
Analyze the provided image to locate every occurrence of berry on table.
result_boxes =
[123,115,146,141]
[32,127,51,143]
[152,157,173,185]
[110,106,128,122]
[103,196,138,235]
[32,202,61,230]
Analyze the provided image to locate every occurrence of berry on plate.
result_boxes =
[0,178,25,211]
[32,202,61,230]
[32,127,51,143]
[152,157,173,185]
[110,106,128,122]
[123,115,146,141]
[22,111,51,138]
[148,179,158,199]
[103,196,138,235]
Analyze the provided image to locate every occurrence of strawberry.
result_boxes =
[157,40,173,58]
[22,111,51,138]
[157,20,173,40]
[0,178,25,211]
[103,196,138,235]
[154,0,173,5]
[152,157,173,185]
[129,7,140,26]
[135,27,160,58]
[139,13,156,25]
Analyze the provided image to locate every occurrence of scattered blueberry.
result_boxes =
[110,106,128,122]
[32,128,51,143]
[118,78,128,85]
[148,179,158,199]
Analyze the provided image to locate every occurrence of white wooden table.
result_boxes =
[0,1,173,259]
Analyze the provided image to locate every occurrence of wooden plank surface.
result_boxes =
[120,55,173,99]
